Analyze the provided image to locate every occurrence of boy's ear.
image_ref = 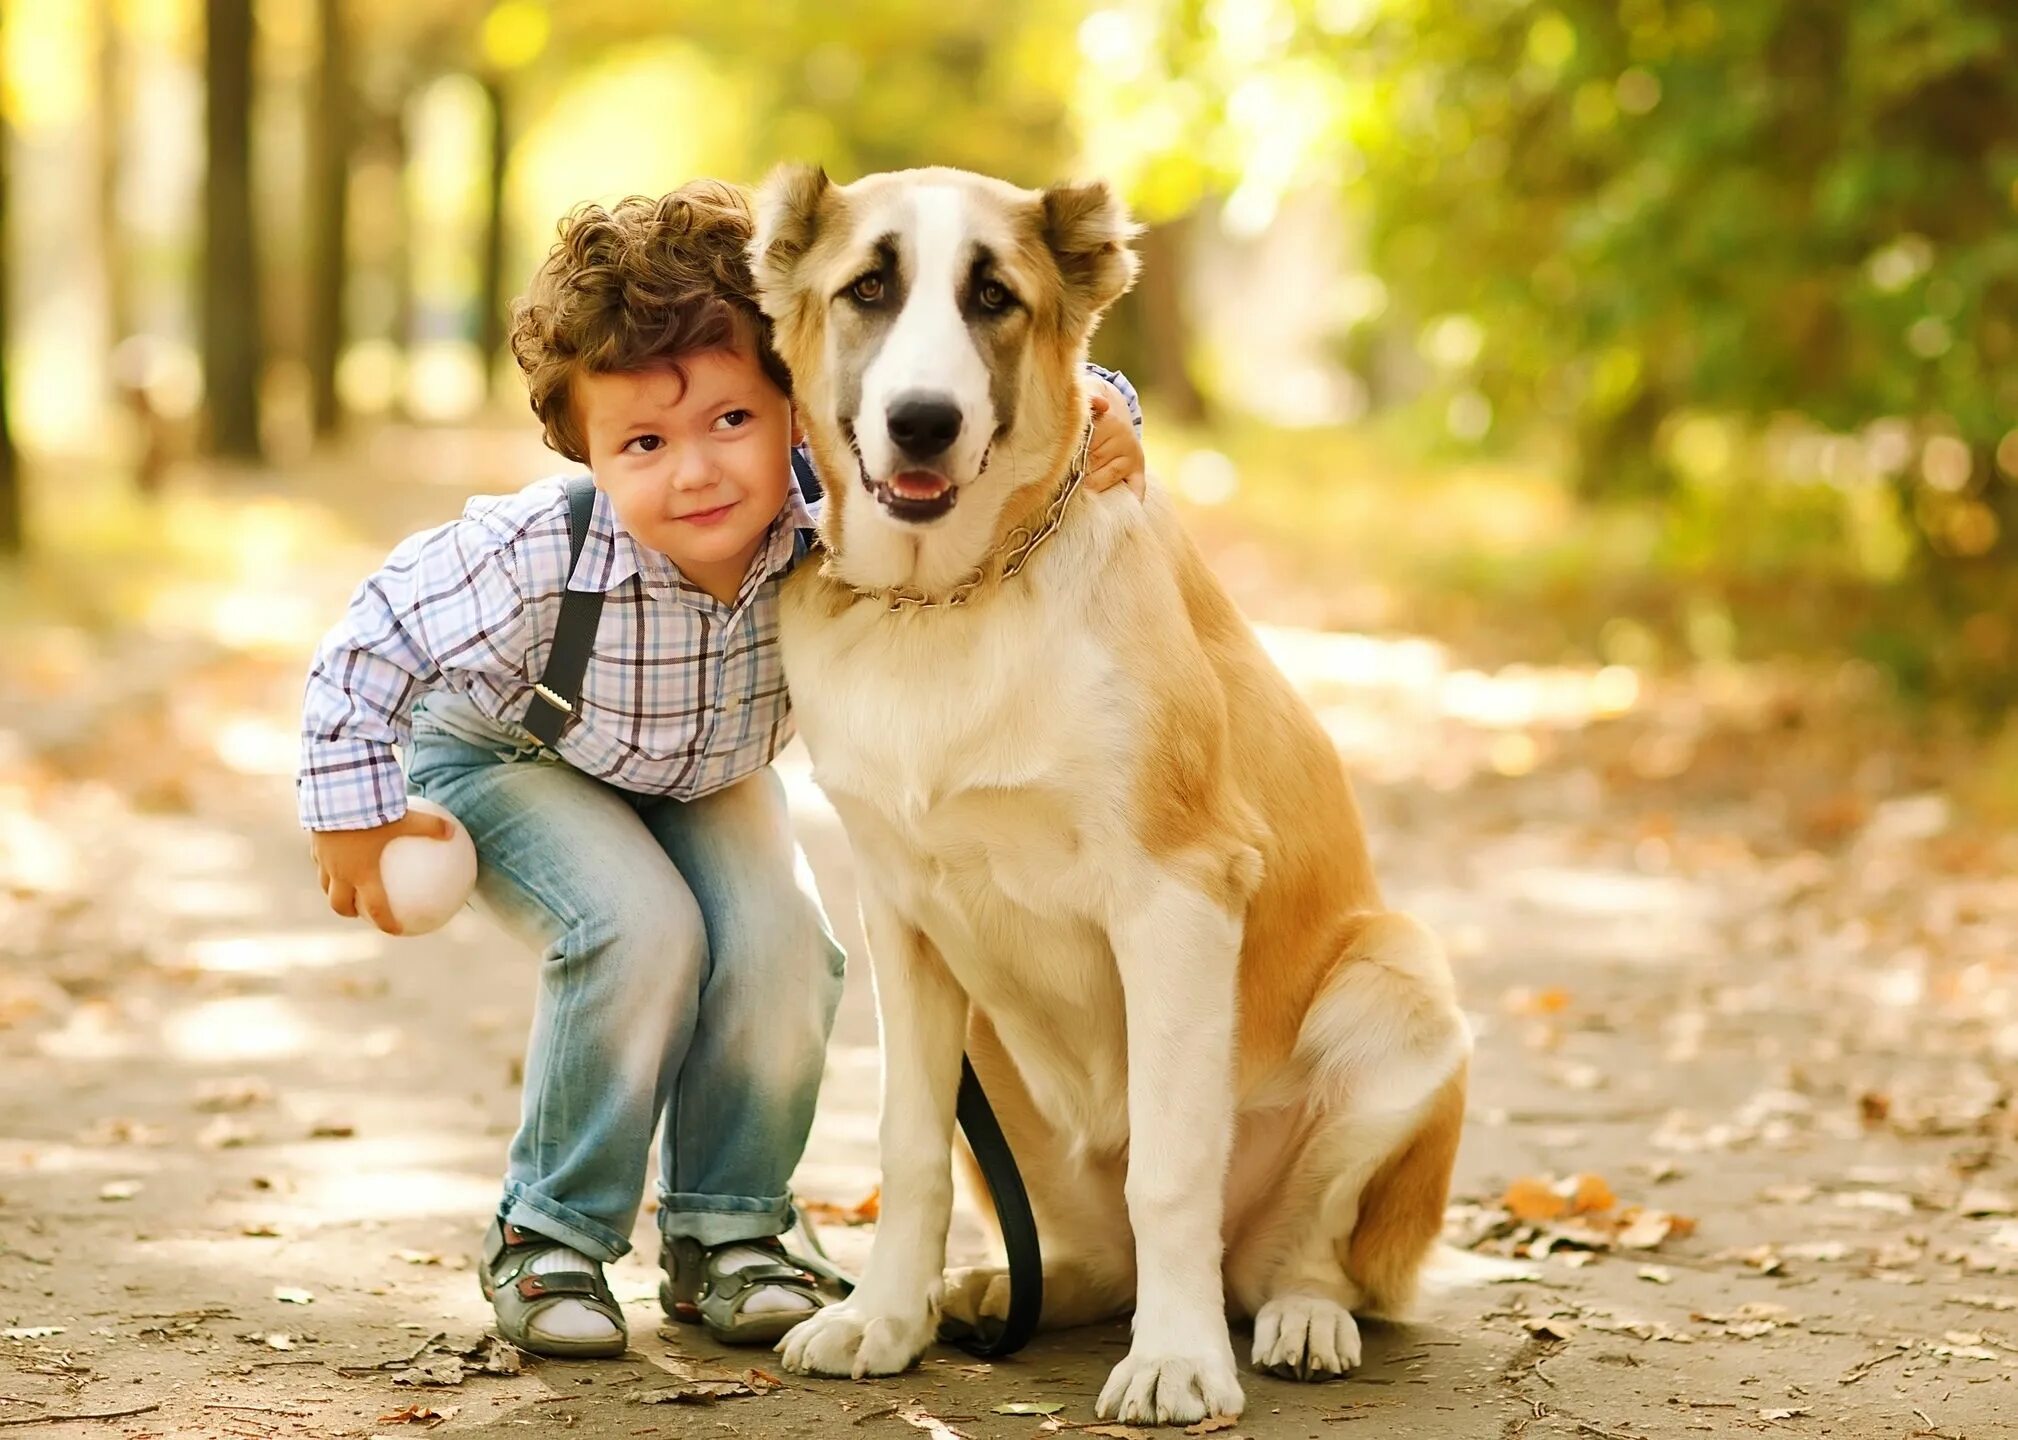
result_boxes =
[751,164,834,321]
[1040,180,1141,331]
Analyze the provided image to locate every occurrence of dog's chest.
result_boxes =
[780,583,1136,1148]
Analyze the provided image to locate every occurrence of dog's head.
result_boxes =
[752,166,1138,595]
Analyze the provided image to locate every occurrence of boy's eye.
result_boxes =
[624,434,663,454]
[714,409,753,431]
[849,272,885,305]
[977,279,1014,312]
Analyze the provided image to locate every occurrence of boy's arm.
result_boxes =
[298,518,530,833]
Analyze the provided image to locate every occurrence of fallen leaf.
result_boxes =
[1080,1428,1152,1440]
[1783,1241,1850,1263]
[1758,1407,1811,1420]
[745,1368,784,1393]
[633,1379,756,1403]
[1503,1177,1569,1223]
[1833,1190,1912,1216]
[1,1326,65,1339]
[272,1286,315,1305]
[1958,1188,2016,1217]
[241,1222,282,1238]
[1637,1266,1672,1285]
[376,1402,460,1425]
[1526,1317,1579,1340]
[993,1402,1064,1416]
[393,1250,443,1266]
[255,1333,296,1351]
[800,1188,881,1226]
[308,1119,357,1140]
[197,1115,258,1150]
[98,1179,142,1201]
[194,1076,273,1112]
[896,1405,969,1439]
[1186,1419,1241,1435]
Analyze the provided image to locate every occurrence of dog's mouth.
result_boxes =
[869,468,958,523]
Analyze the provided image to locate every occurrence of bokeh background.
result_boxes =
[2,6,2017,1436]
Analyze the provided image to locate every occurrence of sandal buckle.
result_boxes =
[516,1274,547,1299]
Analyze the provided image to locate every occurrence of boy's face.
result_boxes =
[576,339,796,590]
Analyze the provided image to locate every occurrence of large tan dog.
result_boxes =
[751,166,1469,1426]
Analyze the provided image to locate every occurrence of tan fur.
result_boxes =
[754,166,1470,1397]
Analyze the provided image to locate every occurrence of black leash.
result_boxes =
[525,460,1046,1357]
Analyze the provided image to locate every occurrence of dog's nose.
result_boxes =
[886,392,963,459]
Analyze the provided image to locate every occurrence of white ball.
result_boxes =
[379,796,478,936]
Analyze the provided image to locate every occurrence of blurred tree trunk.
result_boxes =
[1135,215,1207,424]
[386,100,416,421]
[96,0,133,361]
[306,0,351,438]
[477,73,510,402]
[0,92,19,558]
[201,0,263,460]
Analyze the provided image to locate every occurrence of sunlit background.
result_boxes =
[4,7,2018,1433]
[0,1,2013,723]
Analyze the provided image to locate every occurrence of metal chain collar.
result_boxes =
[824,422,1096,613]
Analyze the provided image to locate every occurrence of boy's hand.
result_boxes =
[309,808,455,936]
[1085,379,1147,499]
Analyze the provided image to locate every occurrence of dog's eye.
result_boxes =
[977,279,1013,312]
[850,273,885,305]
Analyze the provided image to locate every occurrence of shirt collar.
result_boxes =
[569,463,820,602]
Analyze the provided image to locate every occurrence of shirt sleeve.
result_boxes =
[1083,362,1144,438]
[297,517,532,831]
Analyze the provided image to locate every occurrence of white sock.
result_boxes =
[523,1243,620,1341]
[714,1243,814,1316]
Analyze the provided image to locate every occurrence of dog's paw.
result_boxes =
[775,1301,933,1379]
[1251,1294,1362,1381]
[939,1267,1012,1329]
[1097,1344,1244,1426]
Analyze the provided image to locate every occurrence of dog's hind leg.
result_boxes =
[1236,911,1469,1381]
[945,1012,1136,1333]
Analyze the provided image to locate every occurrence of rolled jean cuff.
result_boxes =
[658,1191,794,1247]
[502,1184,631,1264]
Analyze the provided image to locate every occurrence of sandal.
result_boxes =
[479,1217,628,1359]
[659,1234,833,1346]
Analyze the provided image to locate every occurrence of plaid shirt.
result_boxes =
[297,366,1140,832]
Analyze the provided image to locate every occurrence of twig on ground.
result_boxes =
[201,1402,313,1417]
[1837,1345,1909,1386]
[0,1400,162,1427]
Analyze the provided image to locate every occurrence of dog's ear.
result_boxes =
[751,164,833,321]
[1040,180,1141,327]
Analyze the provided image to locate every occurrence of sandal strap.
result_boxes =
[709,1259,821,1304]
[513,1269,616,1304]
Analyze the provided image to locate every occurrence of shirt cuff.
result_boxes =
[297,740,410,831]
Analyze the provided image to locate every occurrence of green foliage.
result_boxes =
[1334,1,2018,528]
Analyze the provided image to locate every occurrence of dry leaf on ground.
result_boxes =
[376,1402,459,1425]
[800,1187,881,1225]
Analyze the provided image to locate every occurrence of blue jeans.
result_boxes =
[406,694,846,1263]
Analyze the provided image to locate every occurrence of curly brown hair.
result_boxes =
[508,181,793,464]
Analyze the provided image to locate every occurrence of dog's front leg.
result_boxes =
[1099,875,1246,1425]
[778,886,967,1379]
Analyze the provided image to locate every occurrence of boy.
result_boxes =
[298,180,1146,1357]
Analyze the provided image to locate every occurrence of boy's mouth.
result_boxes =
[676,500,740,527]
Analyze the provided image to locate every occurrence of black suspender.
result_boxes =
[521,476,604,747]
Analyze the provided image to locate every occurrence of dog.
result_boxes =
[751,166,1470,1427]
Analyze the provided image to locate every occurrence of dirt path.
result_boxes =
[2,454,2013,1439]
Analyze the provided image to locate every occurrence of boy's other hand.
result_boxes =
[309,808,456,936]
[1086,379,1147,499]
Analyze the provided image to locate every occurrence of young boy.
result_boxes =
[298,180,1146,1358]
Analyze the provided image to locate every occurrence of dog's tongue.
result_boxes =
[891,471,951,500]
